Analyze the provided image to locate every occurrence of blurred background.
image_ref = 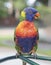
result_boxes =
[0,0,51,64]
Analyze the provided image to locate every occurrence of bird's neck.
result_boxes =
[26,15,34,22]
[23,20,34,26]
[24,20,33,23]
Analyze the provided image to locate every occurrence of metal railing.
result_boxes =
[0,54,51,65]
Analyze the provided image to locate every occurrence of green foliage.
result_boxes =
[0,0,27,17]
[0,0,14,1]
[37,49,51,56]
[36,6,51,19]
[13,0,27,11]
[0,1,8,17]
[36,5,51,26]
[0,8,8,18]
[39,0,48,5]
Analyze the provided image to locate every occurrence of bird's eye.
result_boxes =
[34,11,38,14]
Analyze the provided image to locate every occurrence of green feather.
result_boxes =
[33,44,38,52]
[15,45,21,53]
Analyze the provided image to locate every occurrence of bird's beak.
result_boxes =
[34,12,40,19]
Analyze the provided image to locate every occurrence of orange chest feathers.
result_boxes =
[15,21,37,37]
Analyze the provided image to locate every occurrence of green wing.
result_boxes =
[33,29,39,52]
[15,45,21,53]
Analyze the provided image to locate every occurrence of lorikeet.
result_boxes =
[14,7,40,55]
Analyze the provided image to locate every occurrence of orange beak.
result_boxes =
[34,12,40,19]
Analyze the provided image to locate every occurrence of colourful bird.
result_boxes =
[14,7,40,55]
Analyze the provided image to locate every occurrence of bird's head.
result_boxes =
[21,7,40,22]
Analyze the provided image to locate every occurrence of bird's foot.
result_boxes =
[32,53,37,59]
[16,52,21,58]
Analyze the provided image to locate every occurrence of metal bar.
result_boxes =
[0,55,16,63]
[0,54,51,64]
[36,55,51,61]
[24,55,51,61]
[0,55,39,65]
[18,55,39,65]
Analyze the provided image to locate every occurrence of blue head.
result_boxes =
[21,7,40,22]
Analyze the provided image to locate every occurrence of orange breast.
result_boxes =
[15,20,37,37]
